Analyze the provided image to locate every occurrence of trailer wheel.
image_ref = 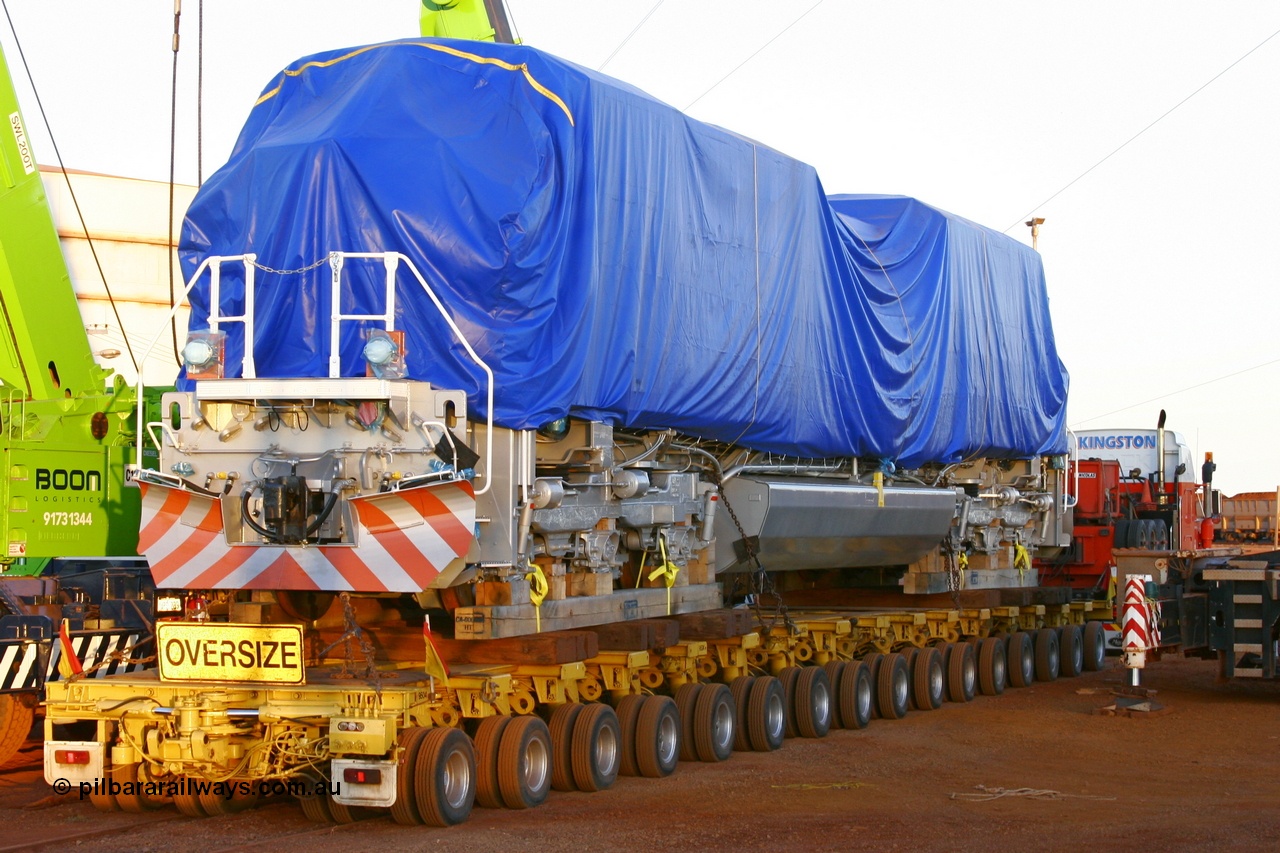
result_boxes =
[549,703,585,789]
[977,637,1006,695]
[571,703,620,793]
[1128,520,1151,549]
[497,716,552,808]
[391,726,430,824]
[877,653,910,720]
[114,763,168,813]
[842,660,873,729]
[613,696,644,779]
[821,662,846,727]
[1059,624,1084,677]
[89,762,122,813]
[1034,628,1061,681]
[794,665,833,738]
[778,667,802,738]
[1113,520,1131,550]
[911,647,944,711]
[416,727,476,827]
[635,696,680,777]
[946,642,977,703]
[673,683,705,760]
[201,780,260,816]
[172,779,209,817]
[1007,632,1035,688]
[728,676,756,751]
[0,695,33,770]
[746,676,786,752]
[472,715,511,809]
[1083,621,1107,671]
[861,653,884,719]
[298,784,334,823]
[1152,520,1170,550]
[693,682,736,760]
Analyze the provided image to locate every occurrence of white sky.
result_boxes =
[1,0,1276,495]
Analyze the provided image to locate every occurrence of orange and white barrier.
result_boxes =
[137,480,476,592]
[1121,574,1153,685]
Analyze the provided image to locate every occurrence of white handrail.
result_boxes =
[132,251,495,497]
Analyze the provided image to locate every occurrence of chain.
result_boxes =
[945,541,962,610]
[318,592,385,694]
[248,255,331,276]
[709,471,796,635]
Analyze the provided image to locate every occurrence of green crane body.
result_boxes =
[0,49,149,572]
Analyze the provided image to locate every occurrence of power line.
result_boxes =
[598,0,663,72]
[1071,355,1280,427]
[1005,24,1280,233]
[683,0,824,112]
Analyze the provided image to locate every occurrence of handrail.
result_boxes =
[131,251,495,496]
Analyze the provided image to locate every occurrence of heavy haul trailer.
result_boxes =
[41,32,1105,826]
[0,40,165,765]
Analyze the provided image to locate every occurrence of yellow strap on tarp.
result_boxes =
[256,42,576,125]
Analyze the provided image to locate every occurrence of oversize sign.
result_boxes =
[156,622,305,685]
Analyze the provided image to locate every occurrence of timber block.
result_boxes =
[584,618,681,651]
[433,630,599,665]
[686,543,716,586]
[666,608,758,640]
[475,578,532,607]
[569,571,614,597]
[902,568,1041,594]
[453,583,725,639]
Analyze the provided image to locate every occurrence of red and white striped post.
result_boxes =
[1121,575,1152,687]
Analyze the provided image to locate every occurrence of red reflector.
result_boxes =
[342,767,382,785]
[54,749,91,765]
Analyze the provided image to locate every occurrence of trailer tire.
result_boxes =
[416,727,477,826]
[728,676,755,751]
[841,660,873,730]
[0,695,33,770]
[673,683,705,760]
[794,666,833,738]
[614,696,644,779]
[494,712,550,809]
[746,676,786,752]
[946,642,977,703]
[1059,624,1084,677]
[391,726,430,824]
[172,779,209,817]
[1007,632,1034,688]
[1083,621,1106,671]
[821,662,846,726]
[1034,628,1060,681]
[1113,520,1131,550]
[114,763,168,813]
[636,696,681,777]
[693,682,736,760]
[473,715,511,809]
[201,781,260,816]
[1128,520,1151,549]
[298,785,334,823]
[570,704,620,793]
[911,647,944,711]
[549,703,586,789]
[778,667,802,738]
[977,637,1006,695]
[861,653,884,719]
[877,652,910,720]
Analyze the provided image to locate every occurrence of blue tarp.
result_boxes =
[179,38,1069,467]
